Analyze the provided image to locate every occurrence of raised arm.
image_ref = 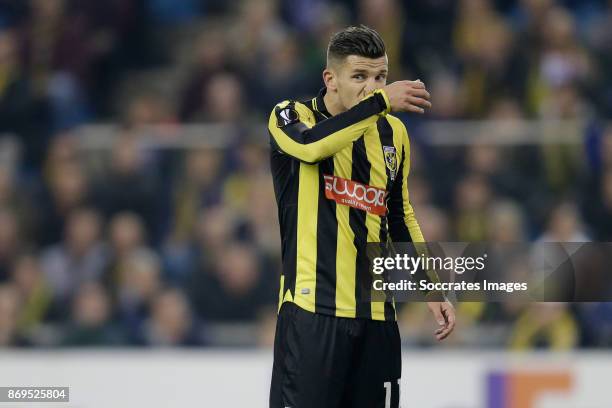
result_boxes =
[268,89,390,164]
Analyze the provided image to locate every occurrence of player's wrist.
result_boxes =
[373,89,391,115]
[424,289,446,302]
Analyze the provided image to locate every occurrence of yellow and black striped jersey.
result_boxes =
[268,87,424,321]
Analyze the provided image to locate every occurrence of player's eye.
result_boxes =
[352,74,365,80]
[376,74,387,81]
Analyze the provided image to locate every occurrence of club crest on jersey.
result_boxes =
[277,105,299,127]
[383,146,397,180]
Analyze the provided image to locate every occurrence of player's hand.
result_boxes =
[383,80,432,114]
[427,300,455,341]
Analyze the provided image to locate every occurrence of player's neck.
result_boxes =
[323,90,346,117]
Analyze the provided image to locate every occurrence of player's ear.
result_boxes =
[323,68,337,92]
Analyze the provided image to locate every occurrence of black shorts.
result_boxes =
[270,302,401,408]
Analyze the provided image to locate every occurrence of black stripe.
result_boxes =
[308,96,328,124]
[387,145,412,242]
[349,136,372,319]
[377,117,394,244]
[315,158,337,314]
[282,204,298,300]
[384,301,395,320]
[269,130,281,152]
[315,88,331,117]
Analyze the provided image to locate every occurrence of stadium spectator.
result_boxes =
[0,161,36,244]
[454,173,493,241]
[37,142,91,246]
[188,242,274,322]
[586,169,612,240]
[139,287,203,346]
[0,29,49,168]
[194,72,246,123]
[487,201,527,242]
[0,284,24,346]
[509,303,578,350]
[92,134,159,239]
[116,248,162,341]
[9,253,54,332]
[0,207,22,281]
[538,202,590,242]
[170,148,224,243]
[415,205,451,242]
[40,208,107,303]
[107,212,147,266]
[578,302,612,347]
[178,26,234,121]
[62,281,121,346]
[454,1,526,117]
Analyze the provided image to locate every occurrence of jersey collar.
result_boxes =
[313,87,332,119]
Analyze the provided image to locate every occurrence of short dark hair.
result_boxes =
[327,25,386,66]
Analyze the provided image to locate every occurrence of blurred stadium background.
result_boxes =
[0,0,611,406]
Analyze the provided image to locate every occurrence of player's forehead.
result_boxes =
[342,55,388,73]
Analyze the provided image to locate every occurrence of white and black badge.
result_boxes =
[383,146,397,181]
[277,104,300,127]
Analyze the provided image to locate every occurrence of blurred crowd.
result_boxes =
[0,0,612,349]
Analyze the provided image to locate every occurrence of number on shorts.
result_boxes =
[384,379,401,408]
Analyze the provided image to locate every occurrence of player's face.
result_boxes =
[331,55,388,111]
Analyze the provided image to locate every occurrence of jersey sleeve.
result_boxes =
[387,123,424,243]
[268,89,391,164]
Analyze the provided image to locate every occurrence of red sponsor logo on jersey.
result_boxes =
[323,174,388,215]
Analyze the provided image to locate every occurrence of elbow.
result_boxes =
[282,148,322,164]
[299,151,323,164]
[275,130,325,164]
[278,147,321,164]
[295,131,324,163]
[293,143,325,164]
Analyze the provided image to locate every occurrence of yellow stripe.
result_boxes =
[294,162,318,313]
[364,125,387,320]
[277,275,284,312]
[334,148,356,318]
[295,101,316,126]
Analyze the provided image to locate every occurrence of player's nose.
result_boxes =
[364,79,379,95]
